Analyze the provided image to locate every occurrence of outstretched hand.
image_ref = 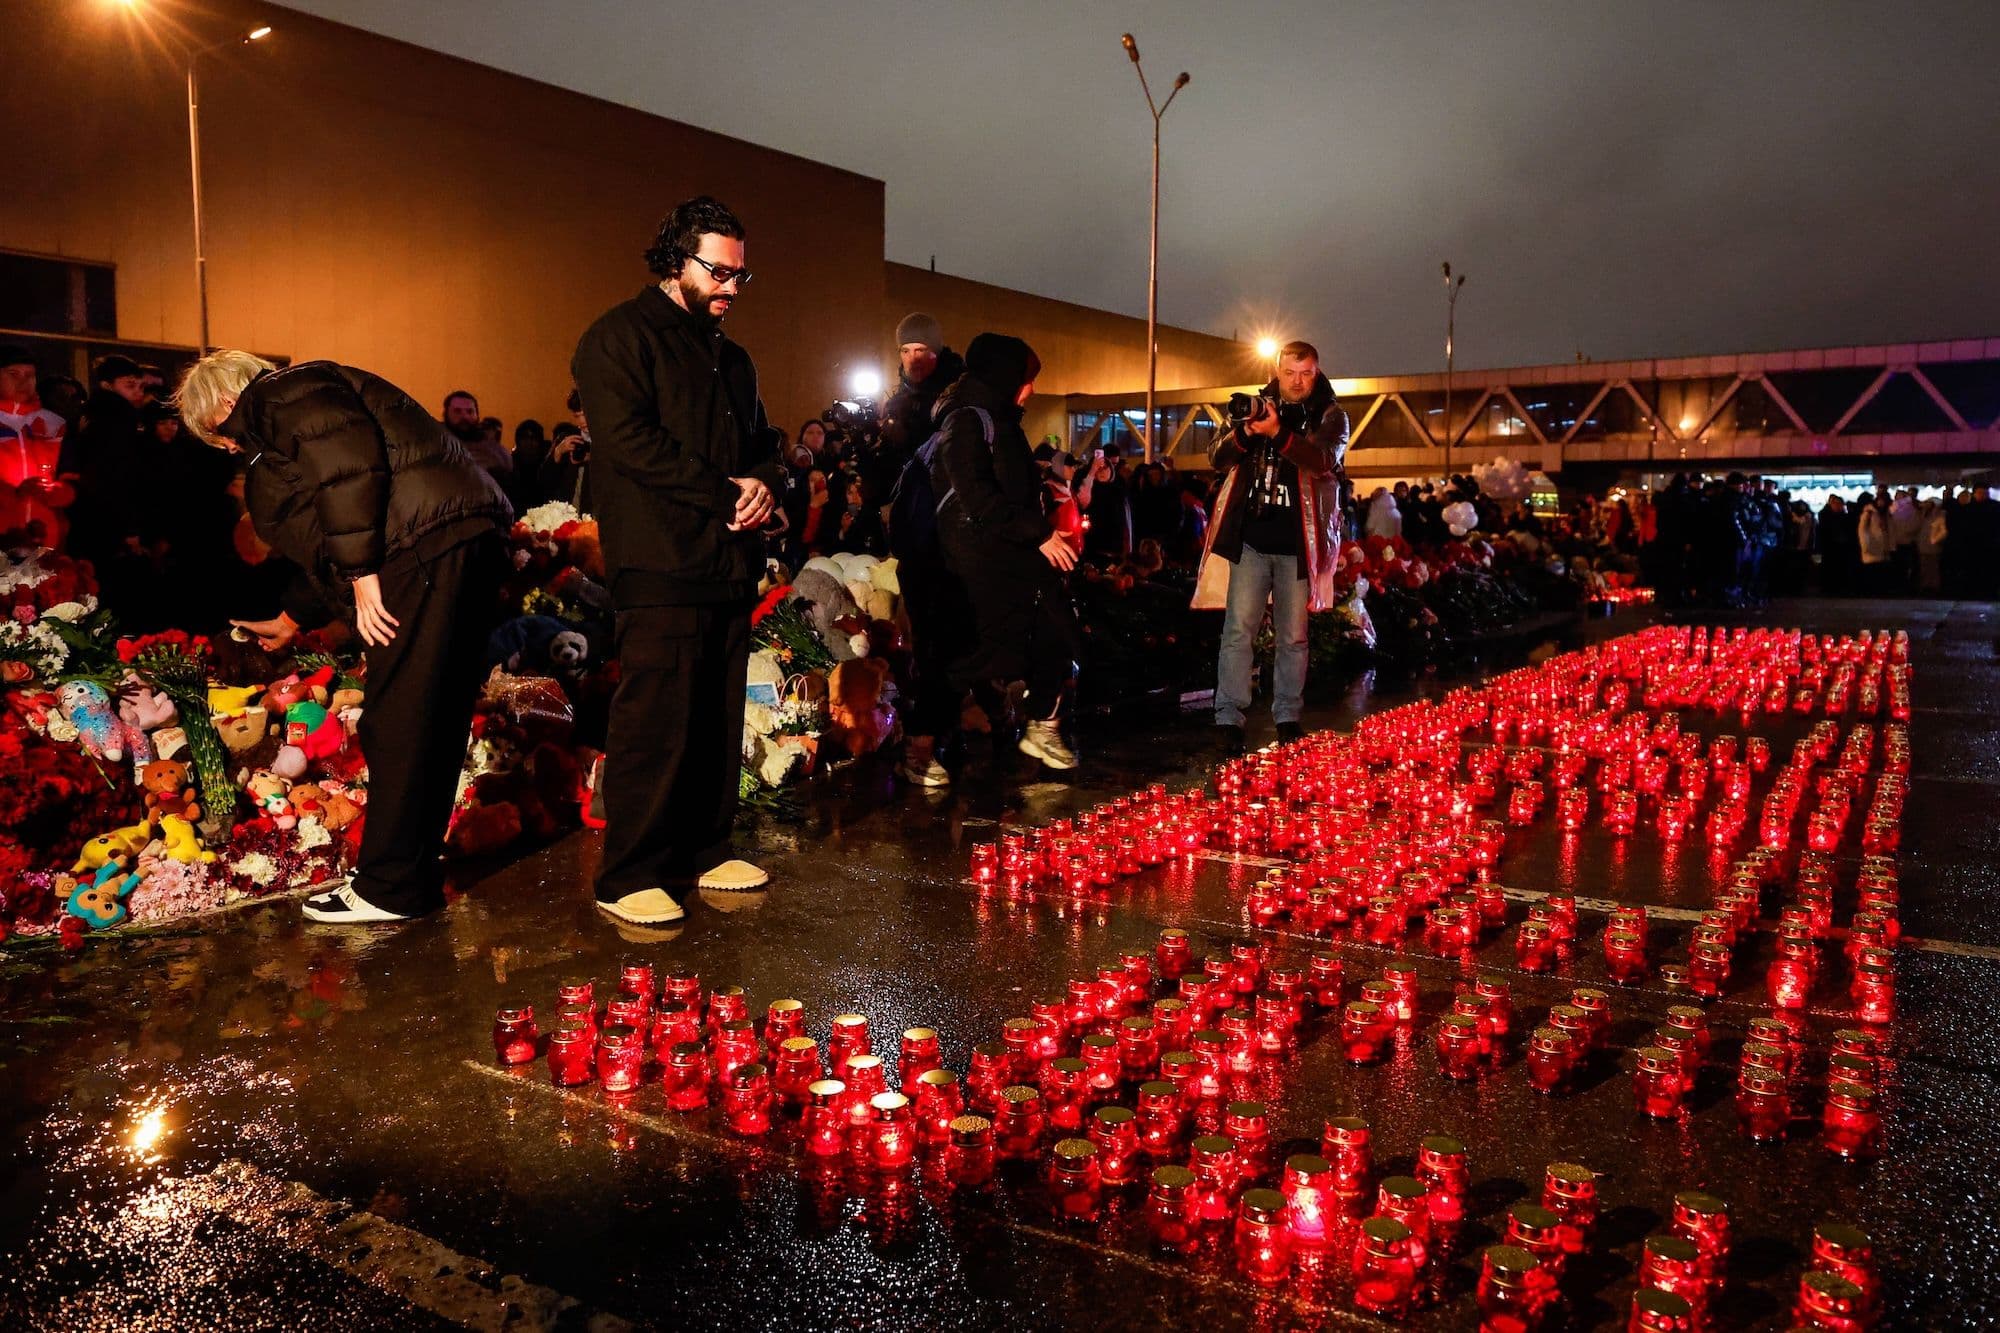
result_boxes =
[352,573,400,647]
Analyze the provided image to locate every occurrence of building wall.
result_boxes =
[886,262,1255,442]
[6,0,884,436]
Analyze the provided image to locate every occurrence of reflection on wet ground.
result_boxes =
[1,597,1996,1330]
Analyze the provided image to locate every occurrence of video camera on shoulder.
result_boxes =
[823,396,882,455]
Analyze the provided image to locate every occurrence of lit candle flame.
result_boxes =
[131,1106,168,1158]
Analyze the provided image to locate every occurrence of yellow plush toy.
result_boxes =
[73,818,156,873]
[208,683,266,715]
[154,815,218,864]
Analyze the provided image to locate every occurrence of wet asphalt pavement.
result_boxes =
[2,597,1997,1331]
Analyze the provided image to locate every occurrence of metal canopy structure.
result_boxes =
[1066,337,2000,478]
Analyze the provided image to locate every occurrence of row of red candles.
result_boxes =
[490,951,1878,1328]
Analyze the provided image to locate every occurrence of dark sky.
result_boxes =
[288,0,1999,377]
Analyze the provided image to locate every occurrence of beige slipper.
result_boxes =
[597,888,686,925]
[697,859,770,891]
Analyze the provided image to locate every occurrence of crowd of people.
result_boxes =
[1643,472,2000,605]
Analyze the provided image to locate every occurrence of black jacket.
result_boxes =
[881,347,966,456]
[219,361,511,601]
[572,285,783,605]
[63,386,147,560]
[1206,371,1348,568]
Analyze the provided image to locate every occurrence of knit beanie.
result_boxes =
[895,312,944,353]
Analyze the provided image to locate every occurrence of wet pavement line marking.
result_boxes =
[468,1063,1388,1324]
[195,1158,628,1332]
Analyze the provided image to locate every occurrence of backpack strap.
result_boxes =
[922,406,996,515]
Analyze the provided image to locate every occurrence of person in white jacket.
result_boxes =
[1886,488,1920,592]
[1857,493,1893,596]
[1364,486,1402,540]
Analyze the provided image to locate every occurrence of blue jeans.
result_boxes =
[1216,544,1308,727]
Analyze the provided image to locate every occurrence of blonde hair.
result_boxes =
[175,349,276,447]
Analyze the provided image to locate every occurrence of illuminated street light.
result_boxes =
[850,369,882,400]
[1121,33,1190,464]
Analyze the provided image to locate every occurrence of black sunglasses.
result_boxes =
[684,254,752,287]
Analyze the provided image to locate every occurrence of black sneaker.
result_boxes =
[301,884,416,924]
[1216,724,1246,757]
[1276,722,1306,744]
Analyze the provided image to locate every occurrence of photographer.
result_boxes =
[880,312,964,460]
[1191,340,1347,754]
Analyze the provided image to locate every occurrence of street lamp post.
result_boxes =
[1441,262,1466,474]
[1121,34,1188,465]
[186,23,272,352]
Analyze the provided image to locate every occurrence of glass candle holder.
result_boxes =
[650,1003,700,1056]
[1068,979,1106,1039]
[555,978,594,1011]
[1119,1016,1162,1077]
[1376,1176,1432,1268]
[1549,1005,1593,1057]
[764,998,806,1052]
[663,1040,710,1110]
[773,1036,823,1107]
[1629,1287,1696,1332]
[841,1055,889,1134]
[617,960,656,1006]
[1515,922,1558,973]
[1308,952,1345,1011]
[1148,1164,1199,1253]
[943,1114,995,1189]
[1048,1137,1103,1224]
[1136,1079,1184,1158]
[1234,1188,1292,1285]
[1031,995,1070,1062]
[1821,1081,1881,1159]
[1670,1190,1730,1286]
[1634,1046,1688,1119]
[588,1022,638,1094]
[493,1006,539,1066]
[1812,1221,1877,1312]
[1794,1271,1868,1332]
[1527,1026,1573,1095]
[1477,1244,1546,1331]
[898,1026,941,1088]
[1085,1105,1140,1187]
[1382,963,1420,1023]
[1001,1017,1040,1084]
[969,841,998,884]
[1151,998,1192,1057]
[966,1042,1011,1114]
[714,1020,762,1088]
[706,985,748,1035]
[827,1012,870,1072]
[604,993,648,1032]
[804,1079,849,1157]
[1342,1001,1388,1065]
[1352,1215,1418,1317]
[1223,1101,1271,1184]
[1736,1067,1791,1141]
[911,1068,963,1145]
[1417,1135,1470,1231]
[1542,1162,1597,1253]
[994,1085,1045,1159]
[1080,1033,1123,1093]
[1219,1009,1258,1076]
[869,1091,916,1171]
[1641,1233,1708,1318]
[1436,1015,1484,1080]
[1189,1135,1239,1224]
[1506,1201,1565,1282]
[1472,974,1513,1040]
[1280,1153,1335,1250]
[723,1062,772,1136]
[546,1020,593,1086]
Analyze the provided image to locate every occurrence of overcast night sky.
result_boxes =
[287,0,1999,377]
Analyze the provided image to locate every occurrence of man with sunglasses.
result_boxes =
[572,195,787,927]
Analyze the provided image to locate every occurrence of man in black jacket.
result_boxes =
[179,349,513,923]
[572,195,785,927]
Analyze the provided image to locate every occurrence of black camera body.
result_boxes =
[1226,391,1314,436]
[823,396,882,456]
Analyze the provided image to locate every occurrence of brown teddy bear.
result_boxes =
[825,656,896,758]
[288,782,362,832]
[139,759,202,822]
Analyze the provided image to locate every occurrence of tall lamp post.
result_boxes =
[1441,262,1466,474]
[1121,34,1188,464]
[187,22,273,351]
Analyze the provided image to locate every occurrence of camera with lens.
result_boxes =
[1226,391,1312,435]
[823,396,882,455]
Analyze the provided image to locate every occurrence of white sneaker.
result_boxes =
[301,884,415,924]
[1018,721,1078,771]
[897,739,951,788]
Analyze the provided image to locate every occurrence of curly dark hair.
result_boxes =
[644,195,747,278]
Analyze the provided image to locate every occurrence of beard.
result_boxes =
[677,274,730,324]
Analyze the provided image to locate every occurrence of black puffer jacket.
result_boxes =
[219,361,512,584]
[572,285,784,606]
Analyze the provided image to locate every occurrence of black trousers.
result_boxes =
[351,536,505,915]
[595,602,751,903]
[899,556,964,739]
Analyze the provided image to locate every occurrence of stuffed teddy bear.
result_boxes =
[790,568,865,661]
[487,614,592,677]
[262,666,333,715]
[65,858,144,930]
[73,817,156,874]
[140,759,202,822]
[59,680,152,767]
[825,656,896,758]
[244,770,296,830]
[288,782,363,832]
